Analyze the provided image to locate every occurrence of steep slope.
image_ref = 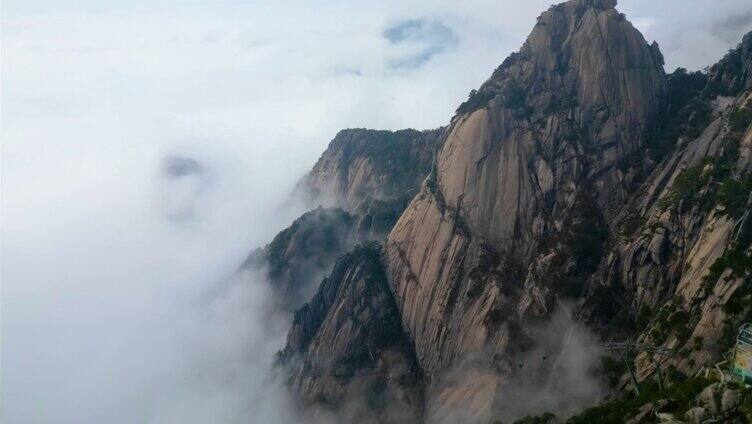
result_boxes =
[277,243,424,423]
[245,128,445,312]
[585,33,752,382]
[242,207,357,311]
[562,38,752,421]
[272,3,752,423]
[246,127,445,312]
[384,0,664,394]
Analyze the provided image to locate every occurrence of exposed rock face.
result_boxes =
[301,128,444,212]
[385,0,664,382]
[269,1,752,422]
[705,31,752,97]
[587,38,752,380]
[244,193,429,313]
[250,128,445,311]
[277,244,424,423]
[243,207,357,311]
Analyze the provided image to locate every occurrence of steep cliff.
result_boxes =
[584,33,752,383]
[247,128,445,312]
[277,243,424,423]
[243,207,357,311]
[384,0,664,409]
[268,1,752,422]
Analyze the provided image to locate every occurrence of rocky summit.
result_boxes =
[245,0,752,422]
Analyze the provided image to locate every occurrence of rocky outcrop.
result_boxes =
[277,243,424,423]
[300,128,444,212]
[385,0,664,385]
[246,125,442,311]
[243,207,357,311]
[705,31,752,97]
[250,128,446,312]
[568,375,752,423]
[581,34,752,383]
[267,2,752,422]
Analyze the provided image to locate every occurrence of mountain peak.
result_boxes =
[554,0,617,12]
[581,0,617,9]
[271,2,752,423]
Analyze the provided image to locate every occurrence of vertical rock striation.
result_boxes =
[270,1,752,422]
[278,243,424,423]
[385,0,665,382]
[586,34,752,382]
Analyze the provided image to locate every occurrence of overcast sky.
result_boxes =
[2,1,751,423]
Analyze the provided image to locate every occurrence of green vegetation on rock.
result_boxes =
[729,106,752,133]
[566,376,710,424]
[456,89,497,114]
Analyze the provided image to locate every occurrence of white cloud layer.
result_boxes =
[2,1,750,423]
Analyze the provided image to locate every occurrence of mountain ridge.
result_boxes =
[245,1,752,422]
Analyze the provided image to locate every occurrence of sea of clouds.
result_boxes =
[2,0,750,422]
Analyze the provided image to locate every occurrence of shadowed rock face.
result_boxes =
[249,127,445,312]
[242,199,423,313]
[705,31,752,97]
[585,34,752,382]
[271,1,752,421]
[277,244,424,423]
[243,207,357,311]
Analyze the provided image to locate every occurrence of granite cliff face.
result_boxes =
[277,244,424,423]
[248,128,444,312]
[256,1,752,422]
[385,0,665,386]
[587,35,752,383]
[243,207,357,311]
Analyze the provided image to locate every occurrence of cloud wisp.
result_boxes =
[491,306,606,422]
[383,18,459,69]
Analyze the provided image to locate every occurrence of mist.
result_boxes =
[491,306,606,422]
[2,1,750,423]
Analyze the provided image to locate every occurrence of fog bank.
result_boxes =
[2,1,750,423]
